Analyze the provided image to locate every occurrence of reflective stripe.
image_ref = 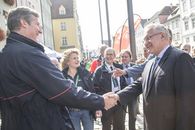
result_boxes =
[0,89,36,101]
[49,86,72,100]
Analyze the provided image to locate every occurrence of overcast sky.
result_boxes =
[76,0,179,50]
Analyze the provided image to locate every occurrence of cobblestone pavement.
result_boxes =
[94,95,144,130]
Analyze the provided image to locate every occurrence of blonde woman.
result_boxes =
[61,48,94,130]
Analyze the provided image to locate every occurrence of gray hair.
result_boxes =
[145,24,170,39]
[104,47,116,57]
[100,44,108,55]
[7,7,39,32]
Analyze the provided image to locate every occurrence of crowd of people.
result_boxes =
[0,6,195,130]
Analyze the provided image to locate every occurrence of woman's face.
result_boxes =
[67,53,80,68]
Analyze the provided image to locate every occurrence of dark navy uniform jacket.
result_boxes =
[0,32,104,130]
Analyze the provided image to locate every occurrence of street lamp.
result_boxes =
[105,0,111,47]
[98,0,104,44]
[126,0,137,61]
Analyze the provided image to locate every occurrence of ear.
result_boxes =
[20,19,28,28]
[161,34,164,39]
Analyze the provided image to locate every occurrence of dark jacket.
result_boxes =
[62,67,96,119]
[0,32,104,130]
[118,46,195,130]
[93,62,127,95]
[62,67,94,92]
[93,62,127,127]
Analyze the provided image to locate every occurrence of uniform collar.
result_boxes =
[8,32,44,52]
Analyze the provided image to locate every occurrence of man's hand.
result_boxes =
[112,68,126,77]
[95,110,102,118]
[107,93,120,101]
[103,92,117,110]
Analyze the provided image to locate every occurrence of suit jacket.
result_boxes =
[125,54,155,79]
[117,46,195,130]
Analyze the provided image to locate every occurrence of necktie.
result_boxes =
[148,56,160,82]
[110,66,119,89]
[151,57,160,73]
[125,65,129,68]
[110,66,114,71]
[145,57,160,97]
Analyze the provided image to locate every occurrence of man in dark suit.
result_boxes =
[112,24,195,130]
[93,47,127,130]
[120,49,138,130]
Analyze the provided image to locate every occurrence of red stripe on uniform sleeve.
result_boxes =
[48,87,72,100]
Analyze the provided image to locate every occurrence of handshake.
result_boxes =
[103,92,120,110]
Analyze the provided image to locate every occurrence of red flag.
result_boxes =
[113,15,142,54]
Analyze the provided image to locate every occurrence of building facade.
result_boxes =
[135,19,148,59]
[179,0,195,46]
[0,0,16,50]
[164,7,182,47]
[40,0,54,49]
[51,0,81,52]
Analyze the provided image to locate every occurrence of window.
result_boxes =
[184,21,189,30]
[61,37,68,46]
[59,5,66,15]
[186,37,190,43]
[167,23,170,29]
[176,20,179,28]
[177,33,180,40]
[28,1,31,6]
[173,34,176,41]
[3,10,8,19]
[60,22,66,31]
[172,21,175,29]
[59,9,65,15]
[190,0,195,8]
[192,18,195,28]
[183,1,187,12]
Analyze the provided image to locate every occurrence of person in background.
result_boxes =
[0,27,6,42]
[192,47,195,62]
[61,48,95,130]
[80,57,87,69]
[89,44,108,73]
[167,28,172,43]
[93,47,127,130]
[136,47,150,64]
[0,7,117,130]
[50,57,60,68]
[111,23,195,130]
[143,47,150,60]
[181,43,191,55]
[120,49,138,130]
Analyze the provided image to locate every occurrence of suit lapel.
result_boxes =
[153,46,172,78]
[145,46,172,98]
[143,60,154,98]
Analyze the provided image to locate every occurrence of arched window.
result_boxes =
[59,5,66,15]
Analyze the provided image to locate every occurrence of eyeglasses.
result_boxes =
[182,48,190,52]
[144,32,162,41]
[121,56,130,58]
